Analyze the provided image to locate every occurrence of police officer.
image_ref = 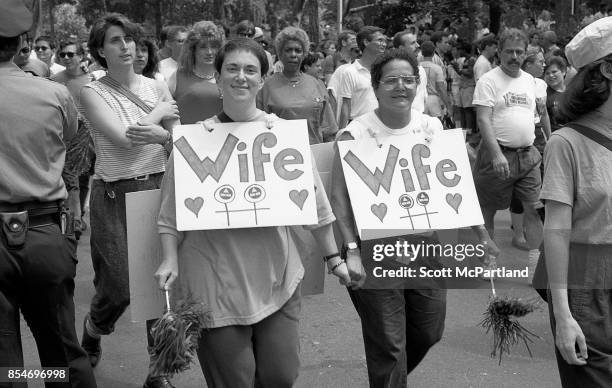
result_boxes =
[0,1,96,387]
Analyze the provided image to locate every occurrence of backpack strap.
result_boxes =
[98,75,153,114]
[567,122,612,152]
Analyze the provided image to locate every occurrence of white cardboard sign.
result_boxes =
[337,129,483,240]
[173,120,317,231]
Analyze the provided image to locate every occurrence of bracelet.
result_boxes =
[323,252,340,262]
[328,259,346,274]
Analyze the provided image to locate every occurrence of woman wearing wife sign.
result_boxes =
[155,38,350,387]
[331,48,499,387]
[540,17,612,387]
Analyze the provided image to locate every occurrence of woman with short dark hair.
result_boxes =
[80,13,179,388]
[155,37,349,387]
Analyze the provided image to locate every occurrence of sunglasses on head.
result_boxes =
[20,46,31,55]
[59,52,76,59]
[34,46,50,51]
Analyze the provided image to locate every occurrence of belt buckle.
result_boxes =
[134,174,149,181]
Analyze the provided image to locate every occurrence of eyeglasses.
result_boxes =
[20,46,31,55]
[34,46,50,52]
[380,75,419,88]
[238,32,254,38]
[59,52,76,59]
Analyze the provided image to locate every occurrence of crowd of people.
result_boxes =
[1,0,611,387]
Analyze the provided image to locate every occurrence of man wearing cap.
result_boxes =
[0,1,96,387]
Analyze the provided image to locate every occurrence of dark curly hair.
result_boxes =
[560,55,611,122]
[137,38,159,79]
[370,48,420,90]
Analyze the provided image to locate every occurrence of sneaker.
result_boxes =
[81,314,102,367]
[528,249,540,284]
[143,376,176,388]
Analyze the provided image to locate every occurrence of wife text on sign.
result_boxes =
[173,119,317,231]
[337,129,483,240]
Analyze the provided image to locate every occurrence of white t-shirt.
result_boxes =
[333,60,378,120]
[340,109,442,141]
[158,57,178,82]
[472,67,536,148]
[413,66,428,114]
[534,77,547,125]
[473,55,492,83]
[49,62,65,76]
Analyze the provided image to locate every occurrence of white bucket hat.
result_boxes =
[565,16,612,69]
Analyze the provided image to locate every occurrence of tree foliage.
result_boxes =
[53,3,89,41]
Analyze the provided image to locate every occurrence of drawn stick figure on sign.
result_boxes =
[244,184,266,225]
[398,194,415,230]
[416,192,433,228]
[214,184,236,226]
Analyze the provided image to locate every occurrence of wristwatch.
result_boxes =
[345,241,359,250]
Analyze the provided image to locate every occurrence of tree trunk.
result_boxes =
[489,0,502,35]
[48,0,56,39]
[304,0,320,47]
[153,0,162,37]
[555,0,572,33]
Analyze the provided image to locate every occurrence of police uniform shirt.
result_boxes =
[0,62,77,203]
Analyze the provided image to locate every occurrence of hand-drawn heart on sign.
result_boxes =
[370,203,387,222]
[289,189,309,210]
[184,197,204,217]
[445,193,462,213]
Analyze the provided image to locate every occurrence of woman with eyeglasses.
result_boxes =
[167,20,223,124]
[155,37,349,387]
[51,40,95,239]
[331,48,498,386]
[257,27,337,144]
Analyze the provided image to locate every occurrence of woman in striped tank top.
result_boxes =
[79,13,179,388]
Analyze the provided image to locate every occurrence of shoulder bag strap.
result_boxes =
[568,122,612,152]
[98,75,154,114]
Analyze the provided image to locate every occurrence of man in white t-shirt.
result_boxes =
[472,28,544,273]
[158,25,187,81]
[473,34,497,82]
[392,30,428,113]
[331,26,386,129]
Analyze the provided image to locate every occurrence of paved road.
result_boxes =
[21,211,561,387]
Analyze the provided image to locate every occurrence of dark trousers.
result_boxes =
[197,288,301,388]
[0,223,96,388]
[547,243,612,388]
[88,175,162,335]
[348,288,447,388]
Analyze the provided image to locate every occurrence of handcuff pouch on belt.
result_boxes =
[0,211,28,248]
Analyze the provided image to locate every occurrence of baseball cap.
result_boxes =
[253,27,264,40]
[565,16,612,69]
[0,0,33,38]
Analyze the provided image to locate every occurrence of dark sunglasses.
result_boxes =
[20,46,31,55]
[34,46,50,51]
[59,52,76,59]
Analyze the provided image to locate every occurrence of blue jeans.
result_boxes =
[88,174,162,335]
